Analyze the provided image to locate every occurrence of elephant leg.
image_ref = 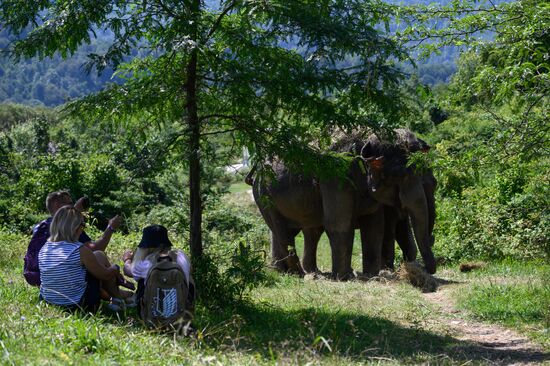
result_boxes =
[258,202,304,276]
[423,173,437,247]
[270,231,288,271]
[321,183,355,280]
[395,216,417,262]
[360,205,384,277]
[302,226,324,273]
[325,230,354,280]
[381,206,398,270]
[271,230,304,275]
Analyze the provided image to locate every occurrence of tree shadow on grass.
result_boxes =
[196,302,550,364]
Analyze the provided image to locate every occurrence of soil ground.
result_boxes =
[424,283,549,365]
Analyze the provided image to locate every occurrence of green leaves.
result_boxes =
[2,1,409,141]
[2,1,413,255]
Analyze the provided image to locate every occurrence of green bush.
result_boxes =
[431,112,549,262]
[195,234,269,308]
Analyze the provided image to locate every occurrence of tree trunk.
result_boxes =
[186,50,202,258]
[185,0,202,259]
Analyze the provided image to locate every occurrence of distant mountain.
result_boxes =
[0,31,118,107]
[0,0,460,107]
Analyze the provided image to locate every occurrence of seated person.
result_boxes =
[38,206,132,312]
[122,225,195,314]
[24,190,122,287]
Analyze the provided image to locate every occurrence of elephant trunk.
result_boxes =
[399,177,436,274]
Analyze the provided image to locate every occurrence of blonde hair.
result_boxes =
[49,205,84,243]
[46,191,72,215]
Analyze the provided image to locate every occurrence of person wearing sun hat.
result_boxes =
[121,225,194,312]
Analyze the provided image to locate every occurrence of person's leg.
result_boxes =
[93,251,133,300]
[79,271,101,312]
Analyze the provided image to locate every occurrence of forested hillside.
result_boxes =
[0,31,119,106]
[0,0,459,107]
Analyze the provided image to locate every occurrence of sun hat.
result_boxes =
[138,224,173,249]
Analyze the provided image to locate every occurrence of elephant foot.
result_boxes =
[357,270,395,282]
[302,265,320,274]
[363,263,382,278]
[331,270,355,281]
[382,262,396,272]
[270,262,305,277]
[271,248,305,276]
[422,255,437,274]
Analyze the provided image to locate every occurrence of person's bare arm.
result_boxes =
[85,215,122,252]
[122,249,134,277]
[79,246,118,281]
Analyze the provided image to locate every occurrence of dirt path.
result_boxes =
[424,286,550,365]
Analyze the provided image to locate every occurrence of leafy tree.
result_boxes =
[1,0,410,258]
[399,0,549,159]
[398,0,550,263]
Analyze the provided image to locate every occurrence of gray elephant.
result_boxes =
[248,129,437,278]
[381,171,436,270]
[251,156,383,280]
[361,129,437,273]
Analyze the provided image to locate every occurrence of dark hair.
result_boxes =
[138,225,173,249]
[46,191,72,215]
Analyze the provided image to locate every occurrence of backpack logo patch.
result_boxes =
[152,287,178,318]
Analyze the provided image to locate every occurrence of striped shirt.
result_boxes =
[38,241,86,306]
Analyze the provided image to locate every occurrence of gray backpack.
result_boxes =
[140,251,189,330]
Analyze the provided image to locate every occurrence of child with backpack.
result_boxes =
[122,225,195,332]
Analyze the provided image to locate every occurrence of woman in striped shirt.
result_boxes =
[39,206,131,311]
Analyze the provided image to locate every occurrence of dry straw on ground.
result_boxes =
[397,261,438,293]
[459,261,486,272]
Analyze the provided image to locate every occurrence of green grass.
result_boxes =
[453,261,550,347]
[228,182,251,194]
[1,227,549,364]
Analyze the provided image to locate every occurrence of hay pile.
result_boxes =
[459,261,486,272]
[397,261,438,293]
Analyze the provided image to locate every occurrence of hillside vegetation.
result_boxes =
[0,0,460,107]
[0,0,548,364]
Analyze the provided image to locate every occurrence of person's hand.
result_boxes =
[74,196,90,212]
[122,249,134,263]
[108,215,123,231]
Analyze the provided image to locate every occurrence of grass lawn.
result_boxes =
[1,226,548,365]
[1,185,548,364]
[452,261,550,347]
[228,182,251,194]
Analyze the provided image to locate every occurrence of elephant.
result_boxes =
[380,169,436,271]
[250,156,384,280]
[248,129,437,279]
[361,129,437,273]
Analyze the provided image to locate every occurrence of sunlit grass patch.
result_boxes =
[228,182,251,194]
[455,262,550,348]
